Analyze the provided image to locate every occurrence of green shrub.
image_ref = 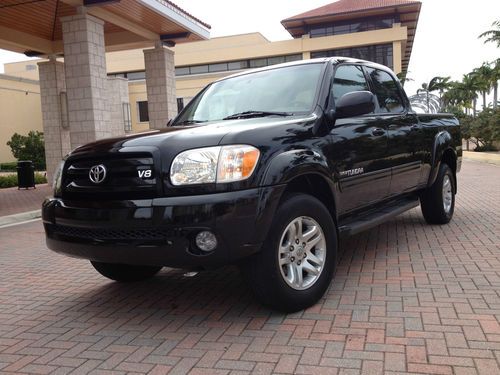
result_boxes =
[0,162,18,171]
[6,131,46,170]
[0,172,47,189]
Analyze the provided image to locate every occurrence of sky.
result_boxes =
[1,0,499,96]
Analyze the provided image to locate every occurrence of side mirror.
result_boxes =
[335,91,375,119]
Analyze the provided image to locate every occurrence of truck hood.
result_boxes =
[70,114,314,156]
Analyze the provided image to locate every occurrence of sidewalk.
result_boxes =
[463,150,500,166]
[0,183,51,219]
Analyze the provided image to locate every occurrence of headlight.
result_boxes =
[170,145,260,186]
[53,160,65,196]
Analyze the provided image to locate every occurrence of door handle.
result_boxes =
[371,128,385,136]
[410,124,421,131]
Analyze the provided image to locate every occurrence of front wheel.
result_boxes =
[420,163,455,224]
[241,193,337,312]
[91,261,162,282]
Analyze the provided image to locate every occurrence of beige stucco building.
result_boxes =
[0,0,420,165]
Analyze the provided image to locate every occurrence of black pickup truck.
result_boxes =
[43,58,461,312]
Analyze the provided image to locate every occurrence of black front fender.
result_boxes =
[261,149,332,186]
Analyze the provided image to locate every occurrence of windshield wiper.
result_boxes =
[223,111,293,120]
[175,119,207,125]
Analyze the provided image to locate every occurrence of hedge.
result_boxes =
[0,162,18,172]
[0,173,47,189]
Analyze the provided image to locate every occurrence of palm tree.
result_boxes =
[472,64,494,109]
[418,76,451,111]
[479,20,500,48]
[396,71,413,86]
[490,59,500,108]
[458,75,481,116]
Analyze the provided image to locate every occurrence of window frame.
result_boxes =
[137,101,149,123]
[328,63,372,115]
[362,65,408,115]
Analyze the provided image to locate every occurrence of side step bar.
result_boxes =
[338,197,419,238]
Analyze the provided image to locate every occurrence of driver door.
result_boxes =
[326,64,391,214]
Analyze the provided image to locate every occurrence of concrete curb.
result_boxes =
[0,209,41,228]
[463,151,500,166]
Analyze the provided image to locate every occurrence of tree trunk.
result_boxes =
[494,83,498,109]
[473,98,477,117]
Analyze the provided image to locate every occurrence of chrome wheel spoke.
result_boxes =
[292,263,303,287]
[306,250,322,267]
[305,234,321,251]
[279,256,291,266]
[302,260,320,276]
[302,225,318,242]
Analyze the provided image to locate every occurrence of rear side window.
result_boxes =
[331,65,369,102]
[366,68,404,113]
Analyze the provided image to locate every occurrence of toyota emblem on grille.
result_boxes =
[89,164,107,184]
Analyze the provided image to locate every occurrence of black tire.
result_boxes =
[91,261,162,282]
[241,193,337,313]
[420,163,455,224]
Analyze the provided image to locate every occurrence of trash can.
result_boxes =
[17,160,35,189]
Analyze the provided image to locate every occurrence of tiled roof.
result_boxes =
[283,0,421,22]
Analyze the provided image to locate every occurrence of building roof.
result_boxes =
[282,0,420,22]
[0,0,211,56]
[281,0,421,73]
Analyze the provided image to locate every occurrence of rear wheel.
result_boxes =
[420,163,455,224]
[241,193,337,312]
[91,261,162,282]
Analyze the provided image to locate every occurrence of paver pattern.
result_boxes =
[0,160,499,375]
[0,183,51,217]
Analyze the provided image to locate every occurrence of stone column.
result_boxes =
[38,58,70,185]
[107,77,130,137]
[143,43,177,130]
[61,11,110,150]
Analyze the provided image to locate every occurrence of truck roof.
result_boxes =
[215,57,396,83]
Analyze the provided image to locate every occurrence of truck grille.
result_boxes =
[62,153,159,200]
[52,224,169,241]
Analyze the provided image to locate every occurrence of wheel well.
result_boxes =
[282,174,337,224]
[441,148,457,193]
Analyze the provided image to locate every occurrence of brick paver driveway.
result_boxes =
[0,160,499,375]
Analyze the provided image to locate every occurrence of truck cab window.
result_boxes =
[366,67,404,113]
[331,65,369,102]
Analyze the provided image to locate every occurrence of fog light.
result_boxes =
[195,231,217,252]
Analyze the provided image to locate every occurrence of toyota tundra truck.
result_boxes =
[43,58,461,312]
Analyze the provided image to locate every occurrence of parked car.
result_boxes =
[43,58,461,312]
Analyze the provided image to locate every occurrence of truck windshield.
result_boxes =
[174,63,324,124]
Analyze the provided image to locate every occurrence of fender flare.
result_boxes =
[427,130,456,188]
[261,149,333,186]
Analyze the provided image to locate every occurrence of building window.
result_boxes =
[309,16,397,38]
[137,101,149,122]
[311,44,393,70]
[126,71,146,80]
[174,54,303,77]
[25,64,37,71]
[177,98,184,113]
[123,102,132,132]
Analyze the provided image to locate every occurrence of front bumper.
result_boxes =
[43,186,285,268]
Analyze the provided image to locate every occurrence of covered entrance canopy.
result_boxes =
[0,0,210,55]
[0,0,210,184]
